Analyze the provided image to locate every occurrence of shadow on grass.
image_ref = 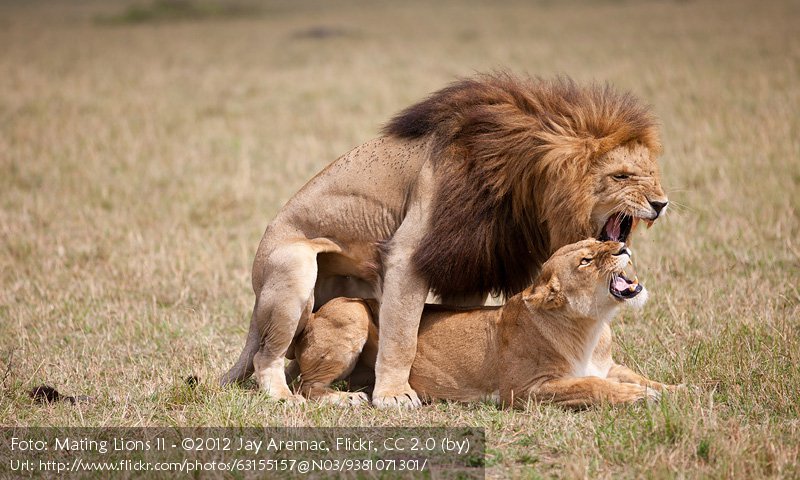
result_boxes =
[290,26,357,40]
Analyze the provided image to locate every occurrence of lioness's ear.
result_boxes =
[525,274,565,310]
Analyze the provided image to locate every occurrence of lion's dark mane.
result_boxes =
[383,73,661,298]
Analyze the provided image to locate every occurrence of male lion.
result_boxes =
[220,73,669,408]
[294,239,679,408]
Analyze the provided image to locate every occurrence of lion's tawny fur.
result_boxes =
[221,72,668,408]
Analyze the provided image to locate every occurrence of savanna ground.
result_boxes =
[1,0,799,478]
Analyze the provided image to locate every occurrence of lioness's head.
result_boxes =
[524,238,647,318]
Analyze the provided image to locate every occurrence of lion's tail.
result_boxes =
[219,312,260,386]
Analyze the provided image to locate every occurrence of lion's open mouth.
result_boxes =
[598,213,653,243]
[609,270,642,300]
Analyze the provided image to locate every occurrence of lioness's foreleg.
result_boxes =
[607,364,678,392]
[523,377,660,409]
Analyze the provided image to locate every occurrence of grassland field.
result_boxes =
[1,0,799,478]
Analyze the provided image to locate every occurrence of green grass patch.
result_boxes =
[97,0,261,25]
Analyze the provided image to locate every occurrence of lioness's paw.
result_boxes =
[666,383,690,392]
[642,387,661,404]
[613,383,658,405]
[318,391,370,407]
[372,389,421,409]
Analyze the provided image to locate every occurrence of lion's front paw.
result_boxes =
[318,391,370,407]
[372,386,421,409]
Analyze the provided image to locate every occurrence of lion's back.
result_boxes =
[272,136,431,241]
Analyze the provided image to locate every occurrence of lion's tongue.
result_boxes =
[606,216,622,240]
[613,276,630,291]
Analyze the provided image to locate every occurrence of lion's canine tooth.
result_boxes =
[646,219,654,229]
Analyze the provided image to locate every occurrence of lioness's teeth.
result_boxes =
[632,217,640,231]
[646,219,654,229]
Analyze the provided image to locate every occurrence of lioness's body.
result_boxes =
[296,240,675,408]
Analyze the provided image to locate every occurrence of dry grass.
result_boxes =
[1,0,799,477]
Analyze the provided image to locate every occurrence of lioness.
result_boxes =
[221,73,668,408]
[294,239,677,408]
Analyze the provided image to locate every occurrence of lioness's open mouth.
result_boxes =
[598,213,654,243]
[610,269,642,300]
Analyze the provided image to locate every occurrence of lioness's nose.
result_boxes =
[649,200,668,217]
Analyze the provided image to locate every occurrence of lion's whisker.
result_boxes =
[667,200,693,213]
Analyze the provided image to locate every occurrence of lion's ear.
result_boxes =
[525,274,565,310]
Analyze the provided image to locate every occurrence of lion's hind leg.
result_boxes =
[249,239,341,402]
[295,298,373,406]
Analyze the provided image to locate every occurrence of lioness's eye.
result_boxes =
[612,174,630,180]
[580,257,592,266]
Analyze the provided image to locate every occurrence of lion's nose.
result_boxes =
[649,200,668,217]
[613,246,631,257]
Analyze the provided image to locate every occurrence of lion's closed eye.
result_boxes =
[579,257,593,266]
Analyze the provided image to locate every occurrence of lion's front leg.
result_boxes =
[371,193,434,408]
[371,160,435,409]
[372,248,429,409]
